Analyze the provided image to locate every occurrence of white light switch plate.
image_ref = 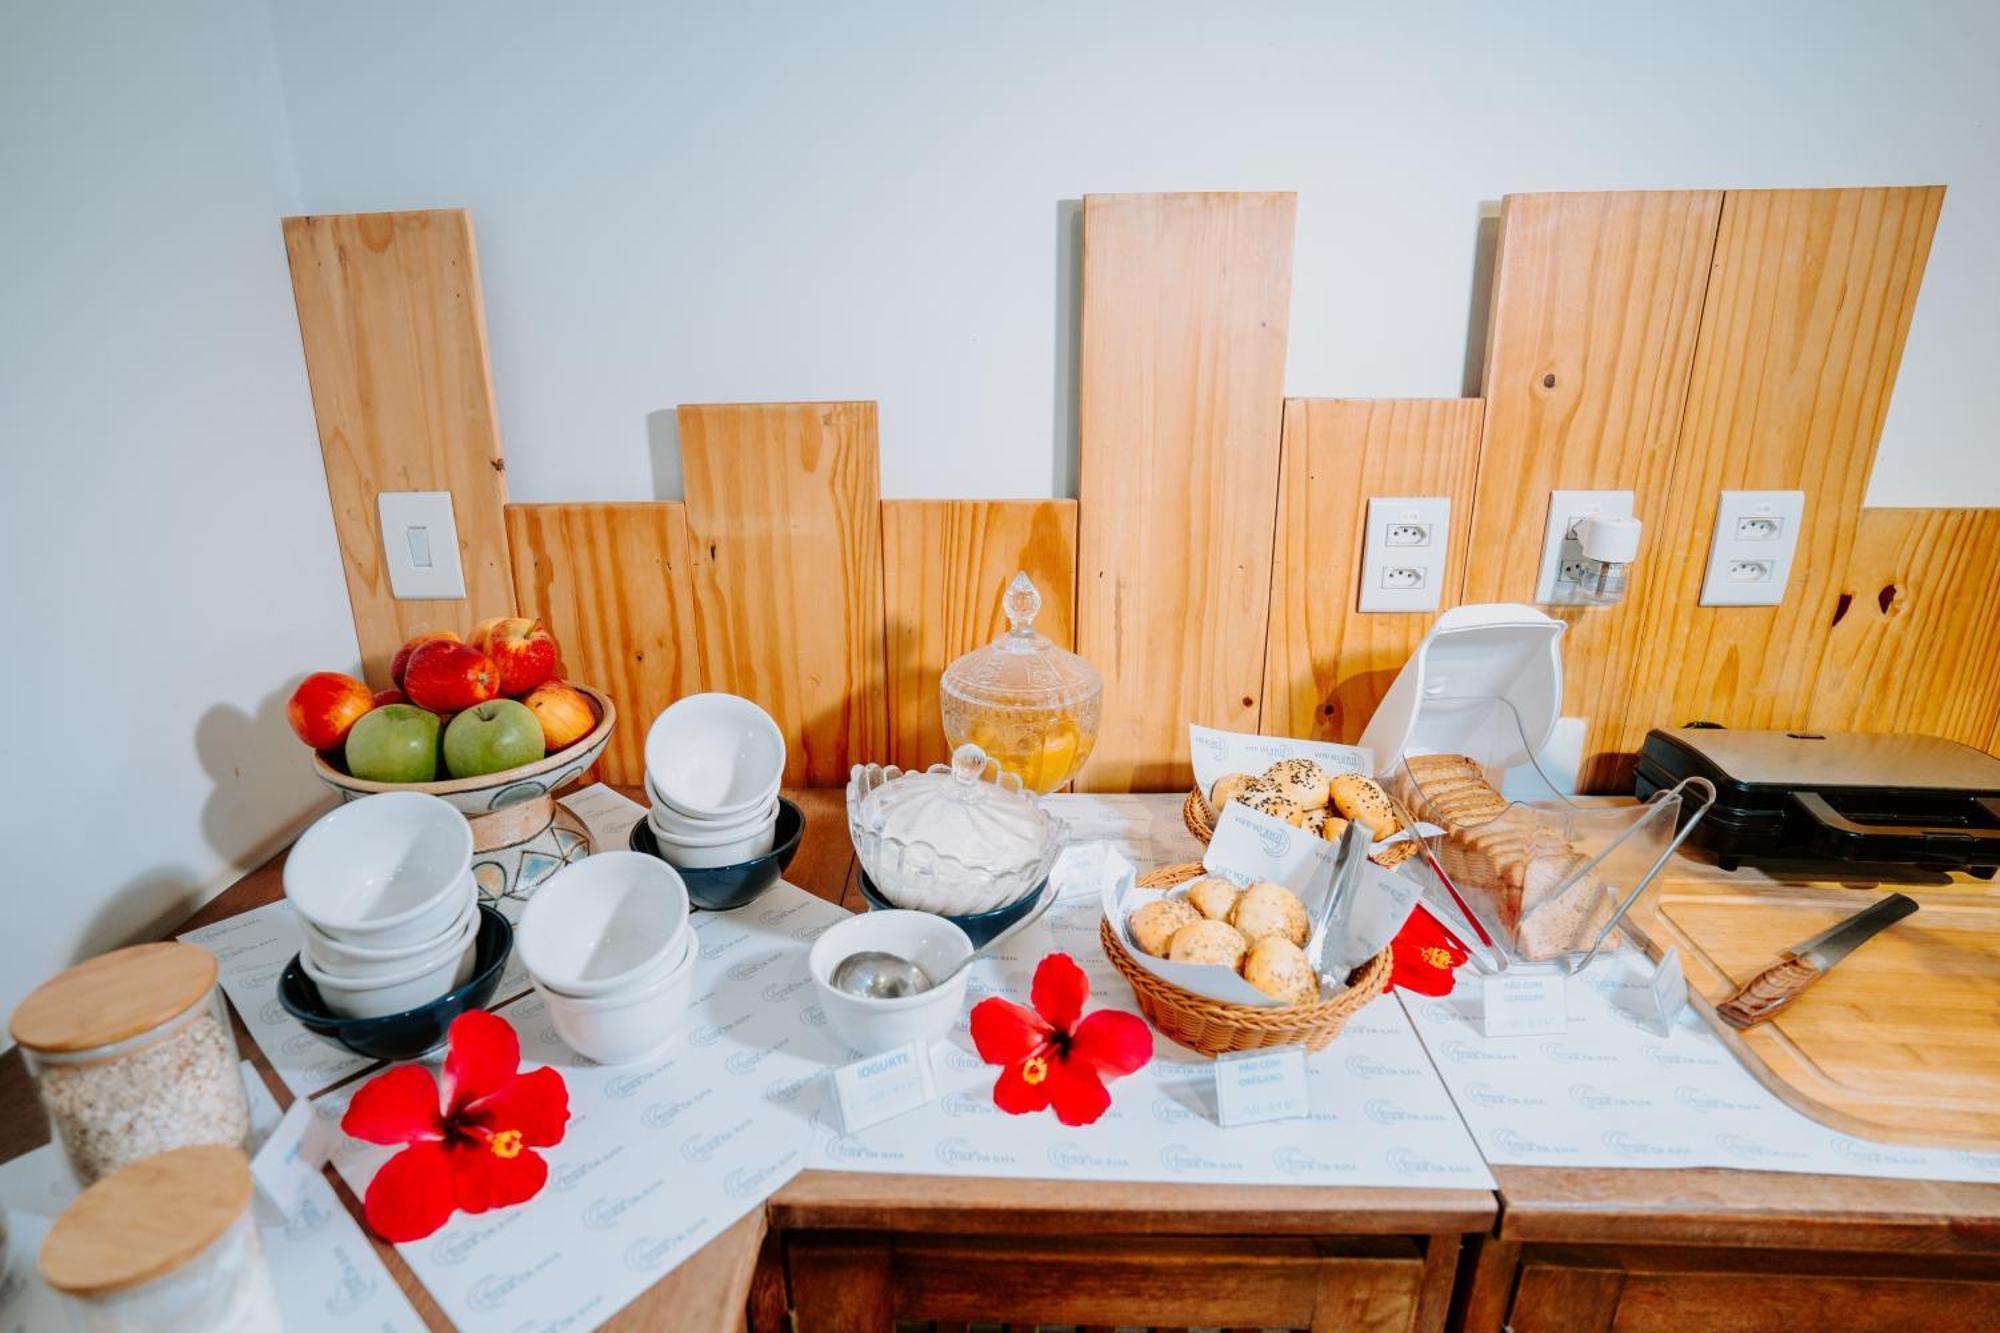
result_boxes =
[378,491,466,600]
[1358,496,1450,613]
[1699,490,1805,606]
[1535,490,1634,603]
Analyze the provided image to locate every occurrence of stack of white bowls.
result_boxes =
[643,693,786,869]
[517,852,695,1064]
[285,793,480,1020]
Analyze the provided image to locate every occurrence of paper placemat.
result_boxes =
[1403,952,2000,1183]
[0,1064,422,1332]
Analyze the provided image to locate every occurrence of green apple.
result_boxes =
[345,704,442,783]
[443,699,546,778]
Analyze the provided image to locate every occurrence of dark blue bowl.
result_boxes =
[278,903,514,1062]
[629,796,803,911]
[856,870,1045,949]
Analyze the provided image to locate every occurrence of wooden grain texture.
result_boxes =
[679,402,887,786]
[283,209,513,685]
[505,502,702,786]
[1616,186,1945,769]
[1462,190,1723,789]
[1647,878,2000,1148]
[1261,398,1484,744]
[1076,191,1296,792]
[881,499,1078,770]
[1806,507,2000,749]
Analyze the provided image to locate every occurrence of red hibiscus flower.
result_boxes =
[968,952,1153,1126]
[1388,905,1470,997]
[340,1010,570,1242]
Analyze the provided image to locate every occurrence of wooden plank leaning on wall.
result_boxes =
[881,499,1079,772]
[1617,186,1949,766]
[1260,398,1484,746]
[506,502,703,787]
[1075,191,1298,792]
[679,402,888,788]
[1460,190,1724,790]
[284,209,515,685]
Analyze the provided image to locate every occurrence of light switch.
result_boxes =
[378,492,466,600]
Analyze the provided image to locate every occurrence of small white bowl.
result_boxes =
[538,933,698,1064]
[807,911,974,1057]
[518,852,690,998]
[533,922,693,1000]
[285,792,474,949]
[645,788,778,840]
[301,931,480,1019]
[644,694,786,821]
[646,815,778,869]
[301,894,476,972]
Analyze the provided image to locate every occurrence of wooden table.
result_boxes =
[5,789,1997,1331]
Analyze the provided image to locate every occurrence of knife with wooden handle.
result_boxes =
[1714,893,1919,1030]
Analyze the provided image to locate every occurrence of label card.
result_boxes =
[1213,1045,1311,1126]
[1646,946,1688,1036]
[1479,970,1568,1038]
[830,1042,938,1134]
[250,1095,331,1219]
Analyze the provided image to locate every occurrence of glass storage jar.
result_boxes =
[39,1145,280,1332]
[10,942,251,1186]
[939,572,1103,793]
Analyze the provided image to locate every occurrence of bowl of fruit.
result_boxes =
[285,617,615,906]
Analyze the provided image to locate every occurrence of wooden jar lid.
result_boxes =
[39,1145,253,1295]
[9,941,219,1054]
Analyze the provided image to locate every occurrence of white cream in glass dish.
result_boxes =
[846,742,1065,916]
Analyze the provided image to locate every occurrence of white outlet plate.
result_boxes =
[1359,496,1450,612]
[1534,490,1635,603]
[378,491,466,600]
[1700,490,1805,606]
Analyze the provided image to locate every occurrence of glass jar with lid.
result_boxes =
[940,572,1103,793]
[848,742,1068,916]
[39,1145,281,1331]
[9,942,251,1186]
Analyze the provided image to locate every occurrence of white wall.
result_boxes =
[0,1,359,1025]
[265,0,2000,506]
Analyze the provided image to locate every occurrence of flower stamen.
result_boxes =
[490,1129,524,1159]
[1020,1056,1049,1086]
[1419,945,1454,970]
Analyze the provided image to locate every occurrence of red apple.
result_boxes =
[469,617,560,696]
[287,672,375,751]
[372,688,407,707]
[389,630,460,690]
[521,680,596,750]
[402,639,500,713]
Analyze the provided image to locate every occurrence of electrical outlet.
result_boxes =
[1359,496,1450,612]
[379,491,466,600]
[1535,490,1635,603]
[1700,490,1805,606]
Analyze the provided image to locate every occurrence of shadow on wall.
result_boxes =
[72,682,328,963]
[648,408,683,501]
[1460,201,1501,397]
[1052,198,1083,499]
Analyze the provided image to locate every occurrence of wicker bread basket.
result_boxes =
[1182,789,1216,843]
[1100,863,1392,1056]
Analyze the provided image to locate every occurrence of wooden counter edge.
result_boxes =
[768,1170,1497,1236]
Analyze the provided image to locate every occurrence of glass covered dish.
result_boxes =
[847,742,1067,915]
[940,572,1102,793]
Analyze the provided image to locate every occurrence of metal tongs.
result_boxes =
[1309,818,1378,989]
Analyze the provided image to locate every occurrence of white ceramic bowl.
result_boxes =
[645,815,778,869]
[644,694,786,821]
[303,895,478,981]
[300,931,480,1019]
[807,911,974,1057]
[517,852,691,998]
[285,792,475,948]
[538,932,698,1064]
[644,787,779,840]
[532,918,693,1000]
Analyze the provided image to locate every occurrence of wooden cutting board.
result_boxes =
[1647,877,2000,1149]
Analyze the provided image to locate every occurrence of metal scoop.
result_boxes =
[831,878,1059,999]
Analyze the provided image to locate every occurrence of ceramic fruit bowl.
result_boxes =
[279,903,514,1061]
[312,684,614,906]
